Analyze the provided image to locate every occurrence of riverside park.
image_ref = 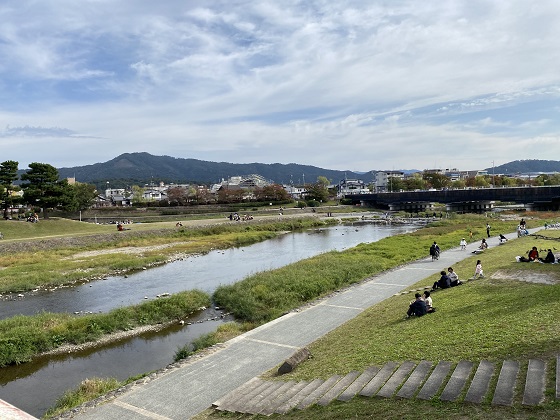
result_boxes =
[0,208,559,419]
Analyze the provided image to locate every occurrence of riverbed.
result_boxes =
[0,222,417,417]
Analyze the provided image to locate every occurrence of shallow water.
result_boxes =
[0,222,416,417]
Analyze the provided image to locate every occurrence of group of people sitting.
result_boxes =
[517,247,557,263]
[432,266,463,290]
[407,264,471,318]
[406,290,435,317]
[228,213,254,221]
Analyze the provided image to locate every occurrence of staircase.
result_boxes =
[212,355,559,415]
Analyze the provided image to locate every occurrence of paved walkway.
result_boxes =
[2,229,532,420]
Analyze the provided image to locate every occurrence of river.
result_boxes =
[0,222,417,417]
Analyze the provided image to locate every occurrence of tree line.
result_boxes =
[385,171,560,192]
[0,161,97,219]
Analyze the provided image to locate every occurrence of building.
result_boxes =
[374,171,405,192]
[337,179,370,197]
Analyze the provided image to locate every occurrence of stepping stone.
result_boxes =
[440,360,473,402]
[417,361,452,400]
[396,360,433,399]
[464,360,494,404]
[557,355,560,401]
[214,377,265,411]
[337,367,380,402]
[255,380,296,415]
[316,370,361,405]
[228,380,276,413]
[492,360,519,406]
[275,379,323,414]
[265,381,309,415]
[523,359,546,406]
[246,381,288,414]
[377,361,416,398]
[297,375,341,409]
[359,362,398,397]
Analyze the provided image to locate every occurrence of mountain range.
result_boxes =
[56,152,377,188]
[53,153,560,188]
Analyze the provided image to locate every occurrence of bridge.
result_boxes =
[345,186,560,212]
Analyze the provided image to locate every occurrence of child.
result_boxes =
[460,238,467,250]
[473,260,484,279]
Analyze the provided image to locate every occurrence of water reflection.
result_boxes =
[0,223,416,319]
[0,223,416,417]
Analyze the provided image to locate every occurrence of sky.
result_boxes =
[1,1,560,173]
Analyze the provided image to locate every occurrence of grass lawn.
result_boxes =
[197,226,560,419]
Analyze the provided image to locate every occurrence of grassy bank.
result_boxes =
[0,216,332,293]
[213,215,522,323]
[46,213,555,418]
[196,225,560,419]
[0,290,210,367]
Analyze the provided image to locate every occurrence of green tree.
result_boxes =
[387,176,405,192]
[0,160,19,219]
[69,182,98,211]
[405,174,427,191]
[305,181,329,202]
[255,184,291,202]
[422,172,450,189]
[473,175,490,187]
[131,185,146,204]
[20,163,72,218]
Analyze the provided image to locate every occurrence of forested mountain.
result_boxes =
[27,154,560,189]
[485,160,560,174]
[56,152,375,188]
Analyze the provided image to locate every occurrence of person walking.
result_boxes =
[486,223,491,238]
[429,241,440,261]
[473,260,484,279]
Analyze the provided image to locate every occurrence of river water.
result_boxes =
[0,222,417,417]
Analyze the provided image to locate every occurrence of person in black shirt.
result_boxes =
[407,293,427,317]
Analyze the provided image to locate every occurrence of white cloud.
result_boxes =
[1,0,560,172]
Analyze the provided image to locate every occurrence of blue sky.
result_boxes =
[1,0,560,172]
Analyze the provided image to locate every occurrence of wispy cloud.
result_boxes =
[1,0,560,171]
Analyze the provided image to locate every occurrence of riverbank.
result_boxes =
[0,213,544,416]
[53,215,560,420]
[0,216,335,294]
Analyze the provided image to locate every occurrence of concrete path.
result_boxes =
[11,229,532,420]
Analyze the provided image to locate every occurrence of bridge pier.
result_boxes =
[388,202,435,212]
[446,201,495,213]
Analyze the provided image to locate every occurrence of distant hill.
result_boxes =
[56,152,376,188]
[485,160,560,175]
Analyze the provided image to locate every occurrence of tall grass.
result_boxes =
[213,216,520,323]
[44,377,123,419]
[0,290,210,367]
[0,217,332,293]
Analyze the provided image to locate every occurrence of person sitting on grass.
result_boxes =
[423,290,436,313]
[407,293,427,318]
[433,270,451,290]
[447,267,462,287]
[528,246,541,262]
[543,249,556,264]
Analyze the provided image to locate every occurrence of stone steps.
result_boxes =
[212,355,559,415]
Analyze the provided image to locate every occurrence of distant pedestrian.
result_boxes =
[429,241,440,261]
[486,223,491,238]
[460,238,467,250]
[473,260,484,279]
